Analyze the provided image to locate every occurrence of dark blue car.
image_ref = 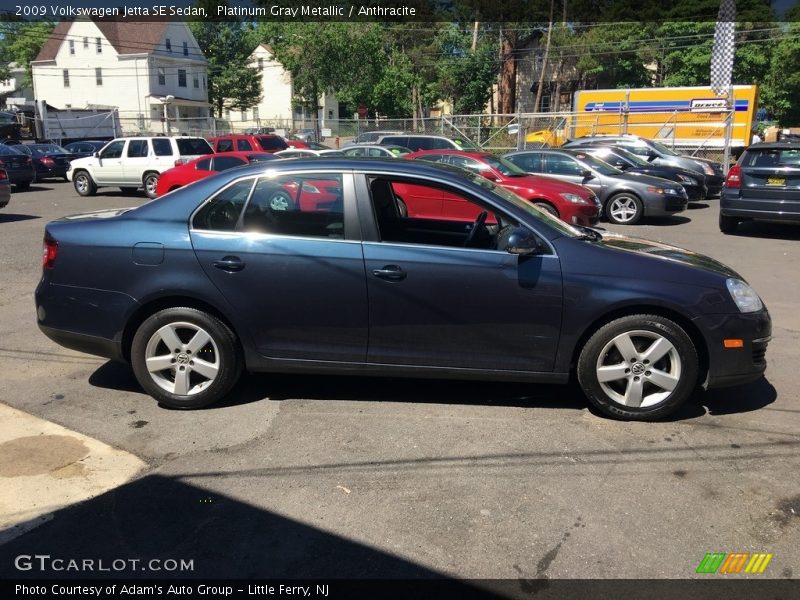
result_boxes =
[35,159,771,420]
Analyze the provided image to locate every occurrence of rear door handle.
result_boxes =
[372,265,406,281]
[213,256,245,272]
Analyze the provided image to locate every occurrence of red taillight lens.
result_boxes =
[0,159,6,166]
[24,157,31,165]
[0,169,7,181]
[42,157,55,167]
[43,237,58,269]
[725,164,742,189]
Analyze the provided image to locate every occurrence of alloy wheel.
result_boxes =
[144,321,220,396]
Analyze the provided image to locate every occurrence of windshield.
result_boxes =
[33,145,69,154]
[481,154,529,177]
[571,152,623,176]
[452,138,478,151]
[649,140,679,156]
[609,147,650,167]
[465,171,583,238]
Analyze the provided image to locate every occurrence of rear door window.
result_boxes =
[257,136,287,151]
[193,178,255,231]
[216,139,234,152]
[236,139,253,151]
[152,138,173,156]
[212,155,248,171]
[126,140,149,157]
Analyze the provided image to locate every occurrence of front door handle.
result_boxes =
[372,265,406,281]
[213,256,245,272]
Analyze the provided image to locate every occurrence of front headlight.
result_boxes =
[559,192,588,204]
[646,186,678,195]
[726,278,763,313]
[677,174,698,185]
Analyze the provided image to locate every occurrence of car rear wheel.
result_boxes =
[606,193,643,225]
[73,171,97,196]
[143,172,160,199]
[577,314,698,421]
[533,201,559,217]
[719,213,739,234]
[131,307,242,409]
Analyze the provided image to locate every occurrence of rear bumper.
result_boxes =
[694,310,772,389]
[7,170,34,185]
[721,190,800,222]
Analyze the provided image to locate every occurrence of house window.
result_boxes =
[178,69,187,87]
[166,38,172,52]
[95,68,103,86]
[224,109,231,120]
[241,110,247,121]
[63,69,69,88]
[193,73,199,88]
[96,37,102,54]
[183,41,188,56]
[257,58,263,71]
[83,37,88,49]
[252,107,259,121]
[69,40,75,55]
[202,75,206,89]
[158,67,166,86]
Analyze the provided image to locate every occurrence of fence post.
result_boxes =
[722,86,734,174]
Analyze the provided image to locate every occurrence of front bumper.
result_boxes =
[642,192,688,216]
[694,309,772,389]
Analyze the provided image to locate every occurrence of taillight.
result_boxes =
[174,158,188,166]
[24,157,31,165]
[42,157,55,167]
[0,159,5,166]
[725,164,742,189]
[0,169,7,181]
[42,236,58,269]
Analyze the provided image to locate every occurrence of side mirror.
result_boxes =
[506,227,543,255]
[93,151,99,158]
[647,150,658,161]
[581,169,594,179]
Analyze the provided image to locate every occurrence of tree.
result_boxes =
[761,22,800,125]
[189,22,262,117]
[0,20,55,87]
[433,24,496,114]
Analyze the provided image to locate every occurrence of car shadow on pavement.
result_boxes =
[729,221,800,241]
[642,215,691,226]
[0,474,500,587]
[686,202,710,210]
[24,185,54,193]
[696,377,777,416]
[0,213,40,223]
[88,362,777,421]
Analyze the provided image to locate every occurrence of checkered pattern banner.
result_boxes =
[711,0,736,97]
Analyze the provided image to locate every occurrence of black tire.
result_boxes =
[143,172,160,199]
[576,314,698,421]
[15,181,31,191]
[120,186,138,195]
[130,307,242,409]
[606,193,644,225]
[533,201,559,217]
[73,171,97,196]
[719,213,739,234]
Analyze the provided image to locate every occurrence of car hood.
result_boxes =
[597,231,740,278]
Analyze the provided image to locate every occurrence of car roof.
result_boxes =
[745,142,800,150]
[409,149,491,158]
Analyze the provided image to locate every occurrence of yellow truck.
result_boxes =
[527,85,758,149]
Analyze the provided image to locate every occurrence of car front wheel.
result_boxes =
[606,193,643,225]
[73,171,97,196]
[577,314,698,421]
[131,307,242,409]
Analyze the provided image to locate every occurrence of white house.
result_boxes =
[32,20,210,134]
[224,44,339,133]
[0,63,34,111]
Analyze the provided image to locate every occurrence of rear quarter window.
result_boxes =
[177,138,214,156]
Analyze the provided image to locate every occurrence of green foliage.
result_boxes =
[433,24,496,114]
[576,23,656,89]
[761,23,800,125]
[189,21,262,116]
[0,20,55,87]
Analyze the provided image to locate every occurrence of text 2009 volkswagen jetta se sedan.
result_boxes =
[36,158,771,420]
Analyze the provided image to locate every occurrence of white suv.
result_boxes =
[67,136,213,198]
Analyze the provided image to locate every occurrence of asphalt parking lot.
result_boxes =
[0,181,798,584]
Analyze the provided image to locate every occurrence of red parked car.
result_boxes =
[209,134,288,154]
[155,152,277,197]
[405,150,601,225]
